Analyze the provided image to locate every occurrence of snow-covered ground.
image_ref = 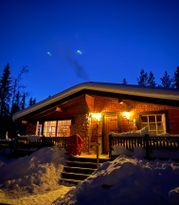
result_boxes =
[0,185,71,205]
[0,147,72,205]
[112,144,179,159]
[0,146,179,205]
[54,156,179,205]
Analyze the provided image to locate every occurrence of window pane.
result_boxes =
[157,115,162,122]
[157,123,163,131]
[57,120,71,137]
[140,113,166,134]
[43,121,57,137]
[141,116,147,122]
[149,116,155,122]
[141,123,148,128]
[43,120,71,137]
[149,123,156,130]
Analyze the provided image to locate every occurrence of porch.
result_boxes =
[1,135,108,159]
[2,133,179,160]
[109,133,179,159]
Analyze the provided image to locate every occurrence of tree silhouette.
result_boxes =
[11,66,28,114]
[174,66,179,89]
[0,64,12,117]
[29,97,36,106]
[160,71,172,88]
[137,69,148,87]
[0,64,35,138]
[147,71,156,87]
[122,78,127,85]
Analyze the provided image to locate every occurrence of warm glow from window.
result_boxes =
[122,111,131,120]
[140,113,166,134]
[90,113,102,121]
[42,120,71,137]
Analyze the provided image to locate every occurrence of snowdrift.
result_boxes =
[54,157,179,205]
[0,147,66,196]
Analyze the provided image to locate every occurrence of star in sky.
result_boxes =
[46,51,52,57]
[76,49,83,55]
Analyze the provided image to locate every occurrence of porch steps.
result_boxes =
[60,156,109,185]
[65,160,98,169]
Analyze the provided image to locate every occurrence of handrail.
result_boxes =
[6,136,68,153]
[109,133,179,158]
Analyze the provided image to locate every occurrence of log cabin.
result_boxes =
[13,82,179,154]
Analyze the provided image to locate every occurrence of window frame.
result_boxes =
[139,112,167,134]
[36,119,72,137]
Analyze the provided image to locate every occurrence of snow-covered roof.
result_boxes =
[13,82,179,121]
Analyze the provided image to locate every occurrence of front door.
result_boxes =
[103,113,119,153]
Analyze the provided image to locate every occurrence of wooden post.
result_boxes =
[145,134,150,159]
[109,134,112,159]
[96,123,100,168]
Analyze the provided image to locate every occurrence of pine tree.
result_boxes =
[0,64,12,116]
[11,91,21,114]
[0,64,35,138]
[137,69,148,87]
[122,78,127,85]
[29,97,36,106]
[147,71,156,87]
[160,71,172,88]
[20,93,26,110]
[174,66,179,89]
[32,98,36,105]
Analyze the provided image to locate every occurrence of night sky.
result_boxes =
[0,0,179,102]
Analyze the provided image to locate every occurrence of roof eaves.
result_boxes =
[12,82,179,121]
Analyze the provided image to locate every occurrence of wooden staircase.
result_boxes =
[60,156,109,185]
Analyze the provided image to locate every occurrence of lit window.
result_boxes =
[140,113,166,134]
[44,121,57,137]
[36,121,43,136]
[57,120,71,137]
[41,120,71,137]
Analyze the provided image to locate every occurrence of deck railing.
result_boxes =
[109,133,179,158]
[15,136,67,148]
[0,136,67,154]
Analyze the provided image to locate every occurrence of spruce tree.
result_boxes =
[0,64,12,116]
[137,69,148,87]
[160,71,172,88]
[147,71,156,87]
[174,66,179,89]
[122,78,127,85]
[29,97,36,106]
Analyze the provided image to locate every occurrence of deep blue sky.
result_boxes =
[0,0,179,102]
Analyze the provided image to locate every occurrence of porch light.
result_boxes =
[90,113,102,121]
[122,111,131,120]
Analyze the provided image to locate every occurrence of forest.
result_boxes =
[0,64,36,138]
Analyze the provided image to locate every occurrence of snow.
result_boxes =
[1,146,179,205]
[0,146,72,204]
[169,187,179,204]
[0,186,71,205]
[110,126,148,137]
[54,157,179,205]
[112,145,146,158]
[112,145,179,160]
[18,135,41,142]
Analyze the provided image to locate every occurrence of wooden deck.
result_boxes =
[109,133,179,159]
[1,134,179,159]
